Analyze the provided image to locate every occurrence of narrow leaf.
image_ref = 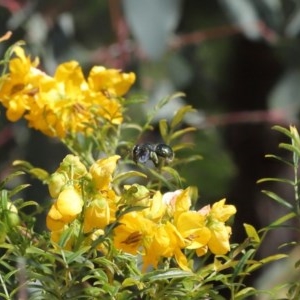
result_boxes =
[232,249,256,280]
[29,168,49,181]
[171,105,194,129]
[9,184,31,197]
[268,212,296,228]
[272,125,294,138]
[261,190,294,209]
[65,246,91,264]
[235,287,257,300]
[170,127,196,141]
[259,254,288,265]
[113,171,147,184]
[159,119,168,141]
[264,154,293,167]
[257,177,294,185]
[279,143,300,157]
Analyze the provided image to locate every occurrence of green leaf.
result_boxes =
[235,287,257,300]
[12,160,34,169]
[232,249,256,281]
[170,105,194,129]
[122,277,144,288]
[259,253,288,265]
[243,223,260,243]
[264,154,293,167]
[170,127,196,141]
[257,177,294,185]
[0,171,25,189]
[272,125,294,138]
[142,269,193,282]
[9,184,31,197]
[29,168,49,181]
[261,190,294,209]
[147,168,177,190]
[159,119,168,141]
[12,160,49,181]
[82,269,108,283]
[121,122,143,132]
[267,212,296,228]
[144,92,185,133]
[17,200,39,210]
[161,166,182,187]
[247,254,287,273]
[113,171,147,184]
[172,142,195,151]
[65,246,91,264]
[279,143,300,157]
[172,155,202,167]
[58,226,74,248]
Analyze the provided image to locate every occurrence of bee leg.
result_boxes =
[149,151,159,166]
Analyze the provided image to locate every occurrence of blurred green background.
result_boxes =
[1,0,300,290]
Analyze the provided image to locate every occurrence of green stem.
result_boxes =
[292,138,300,216]
[0,273,10,299]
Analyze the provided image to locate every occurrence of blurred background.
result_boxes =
[1,0,300,295]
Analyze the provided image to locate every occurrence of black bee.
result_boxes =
[132,143,174,166]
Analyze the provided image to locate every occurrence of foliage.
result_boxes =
[0,35,299,300]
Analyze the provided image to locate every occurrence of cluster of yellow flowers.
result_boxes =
[0,40,237,272]
[46,154,236,271]
[0,46,135,138]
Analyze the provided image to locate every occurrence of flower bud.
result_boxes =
[6,211,20,227]
[48,172,67,198]
[56,186,83,222]
[83,197,110,233]
[58,155,87,179]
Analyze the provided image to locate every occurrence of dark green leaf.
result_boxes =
[232,249,256,281]
[65,246,91,264]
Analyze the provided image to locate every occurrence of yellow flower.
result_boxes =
[88,66,136,97]
[92,94,123,125]
[113,211,155,255]
[143,222,189,271]
[0,46,42,122]
[90,155,120,191]
[46,186,83,231]
[46,205,66,231]
[199,199,236,255]
[210,199,237,223]
[163,187,192,218]
[56,187,83,219]
[25,62,92,137]
[0,45,136,137]
[175,211,211,251]
[143,191,166,222]
[83,197,110,233]
[207,222,232,255]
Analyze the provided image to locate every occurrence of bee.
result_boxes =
[132,143,174,166]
